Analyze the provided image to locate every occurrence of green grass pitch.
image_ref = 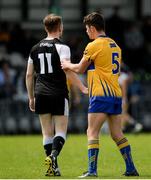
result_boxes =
[0,134,151,179]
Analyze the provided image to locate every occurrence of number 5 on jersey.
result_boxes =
[112,52,120,74]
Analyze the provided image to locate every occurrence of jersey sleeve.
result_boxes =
[83,42,102,62]
[28,56,33,64]
[27,45,36,64]
[58,45,71,62]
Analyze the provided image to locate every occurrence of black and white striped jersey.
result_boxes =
[28,38,70,97]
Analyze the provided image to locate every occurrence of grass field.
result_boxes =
[0,134,151,179]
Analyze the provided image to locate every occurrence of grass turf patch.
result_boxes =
[0,134,151,178]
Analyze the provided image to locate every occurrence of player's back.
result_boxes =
[29,38,68,96]
[87,36,122,100]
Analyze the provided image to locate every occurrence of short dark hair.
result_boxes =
[43,14,62,33]
[83,12,105,31]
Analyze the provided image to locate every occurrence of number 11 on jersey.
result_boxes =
[38,53,53,74]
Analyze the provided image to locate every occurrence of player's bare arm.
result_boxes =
[62,58,88,94]
[26,63,35,112]
[61,57,91,74]
[65,70,88,94]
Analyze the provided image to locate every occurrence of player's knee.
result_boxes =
[87,128,98,139]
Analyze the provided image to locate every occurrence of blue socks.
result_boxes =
[88,139,99,174]
[117,137,136,172]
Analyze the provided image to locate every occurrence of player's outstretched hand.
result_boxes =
[81,86,88,94]
[61,60,70,70]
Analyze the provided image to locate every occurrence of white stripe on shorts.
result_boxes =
[64,98,69,116]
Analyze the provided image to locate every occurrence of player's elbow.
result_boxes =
[74,68,81,73]
[26,73,34,80]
